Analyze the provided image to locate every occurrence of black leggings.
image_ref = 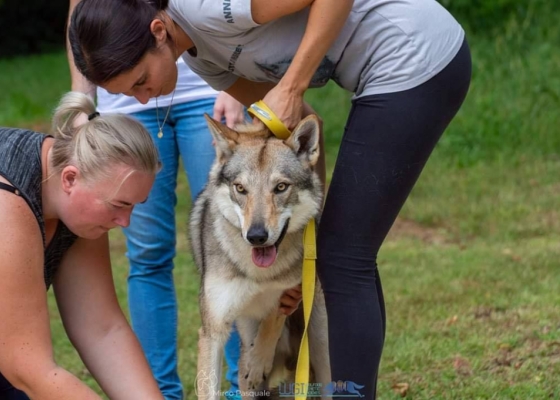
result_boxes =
[317,39,471,399]
[0,372,29,400]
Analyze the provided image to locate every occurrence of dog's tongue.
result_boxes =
[252,246,277,268]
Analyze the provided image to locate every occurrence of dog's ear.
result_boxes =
[285,115,321,166]
[204,114,240,162]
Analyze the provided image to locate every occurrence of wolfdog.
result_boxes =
[190,115,330,399]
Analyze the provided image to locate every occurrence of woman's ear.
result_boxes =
[60,165,80,194]
[150,18,168,44]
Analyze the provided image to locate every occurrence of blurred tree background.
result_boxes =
[0,0,68,57]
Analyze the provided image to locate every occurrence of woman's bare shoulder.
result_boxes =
[0,175,43,258]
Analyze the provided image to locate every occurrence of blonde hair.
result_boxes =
[50,91,160,182]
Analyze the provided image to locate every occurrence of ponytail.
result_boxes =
[51,91,97,141]
[50,91,160,182]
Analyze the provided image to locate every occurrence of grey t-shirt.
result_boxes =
[167,0,464,98]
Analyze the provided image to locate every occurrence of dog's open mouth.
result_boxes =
[251,220,290,268]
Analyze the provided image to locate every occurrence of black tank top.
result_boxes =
[0,128,77,288]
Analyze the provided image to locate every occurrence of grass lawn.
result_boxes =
[1,6,560,398]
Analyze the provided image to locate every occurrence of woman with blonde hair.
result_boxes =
[0,91,164,400]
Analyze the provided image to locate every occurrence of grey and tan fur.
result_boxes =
[190,115,330,399]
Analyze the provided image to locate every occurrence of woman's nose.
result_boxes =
[114,209,132,228]
[134,92,150,105]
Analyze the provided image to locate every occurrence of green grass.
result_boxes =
[0,52,69,129]
[3,7,560,398]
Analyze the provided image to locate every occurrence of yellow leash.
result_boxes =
[248,101,292,140]
[248,101,316,399]
[296,219,317,399]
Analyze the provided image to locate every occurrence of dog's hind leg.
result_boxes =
[236,318,260,399]
[308,284,331,399]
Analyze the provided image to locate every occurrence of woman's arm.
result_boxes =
[251,0,354,129]
[53,234,164,400]
[0,191,102,399]
[224,78,276,107]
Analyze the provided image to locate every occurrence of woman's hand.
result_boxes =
[213,91,247,128]
[261,82,305,130]
[279,284,303,315]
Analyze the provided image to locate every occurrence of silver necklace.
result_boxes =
[156,88,176,139]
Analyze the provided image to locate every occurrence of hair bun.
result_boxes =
[154,0,169,10]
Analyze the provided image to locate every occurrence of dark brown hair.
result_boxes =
[69,0,169,85]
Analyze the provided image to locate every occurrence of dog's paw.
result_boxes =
[243,347,274,390]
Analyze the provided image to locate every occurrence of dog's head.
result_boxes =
[205,114,323,268]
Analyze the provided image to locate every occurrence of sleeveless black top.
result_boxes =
[0,128,77,288]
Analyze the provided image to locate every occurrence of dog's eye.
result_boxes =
[234,184,246,194]
[275,183,289,193]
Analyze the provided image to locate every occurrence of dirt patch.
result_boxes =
[473,306,509,320]
[481,322,560,375]
[540,210,560,230]
[386,217,451,245]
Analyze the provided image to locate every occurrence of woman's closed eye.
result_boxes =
[109,197,147,209]
[134,75,148,87]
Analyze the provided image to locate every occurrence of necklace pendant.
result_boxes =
[157,130,163,139]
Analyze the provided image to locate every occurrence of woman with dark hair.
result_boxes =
[69,0,471,398]
[66,0,246,397]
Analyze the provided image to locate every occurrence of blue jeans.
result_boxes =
[126,98,241,400]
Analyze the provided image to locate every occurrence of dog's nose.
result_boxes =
[247,225,269,245]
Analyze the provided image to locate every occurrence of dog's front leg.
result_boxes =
[196,325,227,400]
[242,310,287,391]
[197,286,236,400]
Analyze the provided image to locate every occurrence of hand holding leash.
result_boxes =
[261,83,304,131]
[248,101,292,139]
